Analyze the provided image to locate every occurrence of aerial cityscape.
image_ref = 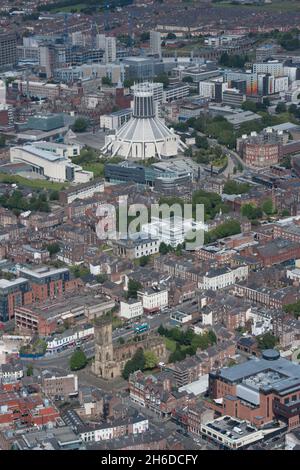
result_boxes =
[1,0,300,455]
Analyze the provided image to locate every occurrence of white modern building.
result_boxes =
[0,80,6,104]
[198,265,248,291]
[141,216,208,248]
[253,61,284,78]
[120,299,143,320]
[10,145,93,183]
[163,84,190,103]
[199,80,216,99]
[32,141,82,159]
[150,30,162,58]
[95,34,117,64]
[100,108,132,130]
[102,82,186,160]
[137,287,168,313]
[287,267,300,282]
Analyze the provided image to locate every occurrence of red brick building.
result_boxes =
[254,238,300,267]
[207,350,300,429]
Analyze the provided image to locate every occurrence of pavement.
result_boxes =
[72,130,107,150]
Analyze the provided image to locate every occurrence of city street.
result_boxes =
[19,311,171,371]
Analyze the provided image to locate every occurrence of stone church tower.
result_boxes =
[92,318,115,379]
[92,317,168,380]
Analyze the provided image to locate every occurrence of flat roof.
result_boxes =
[0,277,28,289]
[204,415,259,440]
[16,145,63,162]
[19,266,69,279]
[217,353,300,395]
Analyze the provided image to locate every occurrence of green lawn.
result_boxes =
[82,162,104,178]
[212,0,300,11]
[165,337,177,353]
[52,3,89,13]
[0,173,69,191]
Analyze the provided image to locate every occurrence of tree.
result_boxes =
[158,324,166,336]
[284,299,300,318]
[47,243,60,257]
[123,78,134,88]
[139,255,150,267]
[262,198,274,216]
[195,135,209,149]
[275,102,287,114]
[169,344,186,363]
[223,180,250,195]
[241,203,263,220]
[26,364,33,376]
[102,76,112,86]
[281,208,290,217]
[118,337,125,345]
[144,350,158,369]
[96,273,108,284]
[159,242,170,255]
[207,330,217,344]
[49,190,59,201]
[69,348,87,371]
[140,31,150,41]
[257,332,278,350]
[241,101,257,113]
[289,103,298,115]
[122,348,145,379]
[72,117,88,133]
[0,134,6,148]
[127,279,142,299]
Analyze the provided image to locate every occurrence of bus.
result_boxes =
[133,323,149,334]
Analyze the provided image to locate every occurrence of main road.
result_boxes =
[20,311,172,370]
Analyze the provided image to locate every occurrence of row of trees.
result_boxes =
[158,325,217,363]
[204,219,241,244]
[223,180,250,195]
[159,242,184,256]
[241,198,275,220]
[257,332,278,351]
[192,189,229,220]
[122,348,158,380]
[187,115,236,148]
[193,141,228,168]
[0,190,50,215]
[219,52,249,69]
[72,117,88,133]
[284,300,300,319]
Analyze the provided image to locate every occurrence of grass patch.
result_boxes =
[165,337,177,353]
[212,0,300,11]
[82,162,104,178]
[112,317,124,331]
[52,3,87,12]
[0,173,69,191]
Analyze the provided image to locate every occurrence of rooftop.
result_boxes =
[216,351,300,395]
